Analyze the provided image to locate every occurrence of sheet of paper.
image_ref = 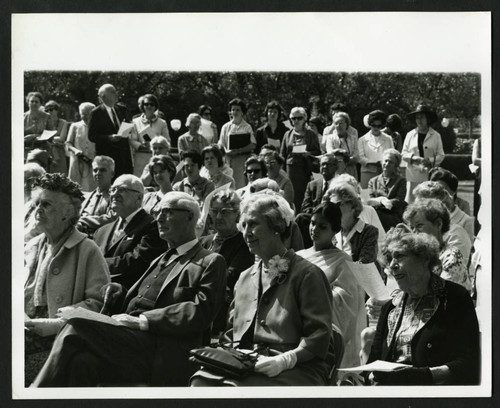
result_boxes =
[37,129,58,141]
[360,188,371,204]
[139,125,154,140]
[59,307,125,327]
[469,163,479,174]
[292,144,307,154]
[117,121,134,138]
[338,360,410,372]
[345,261,391,301]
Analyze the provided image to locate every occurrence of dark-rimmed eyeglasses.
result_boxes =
[208,208,237,217]
[109,186,142,195]
[291,116,304,121]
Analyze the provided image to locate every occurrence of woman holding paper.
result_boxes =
[297,202,365,369]
[24,173,110,384]
[66,102,97,192]
[367,226,479,385]
[24,92,53,158]
[401,104,444,203]
[131,94,170,176]
[280,107,321,213]
[218,98,256,189]
[191,192,334,386]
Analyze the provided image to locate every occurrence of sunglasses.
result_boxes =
[291,117,304,121]
[246,169,262,174]
[371,123,384,128]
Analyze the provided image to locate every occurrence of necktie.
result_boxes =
[321,180,329,198]
[158,247,178,269]
[112,218,126,244]
[111,108,120,131]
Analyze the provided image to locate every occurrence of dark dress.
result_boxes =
[280,129,321,212]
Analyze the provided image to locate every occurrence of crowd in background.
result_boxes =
[22,84,483,387]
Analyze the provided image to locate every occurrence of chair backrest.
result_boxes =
[328,323,345,385]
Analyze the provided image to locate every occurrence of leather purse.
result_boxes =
[189,345,258,378]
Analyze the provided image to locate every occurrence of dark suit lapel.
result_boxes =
[107,210,151,252]
[160,243,202,294]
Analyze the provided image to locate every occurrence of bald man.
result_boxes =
[93,175,167,289]
[88,84,133,177]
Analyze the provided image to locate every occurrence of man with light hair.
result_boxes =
[93,174,167,289]
[77,155,117,236]
[88,84,133,177]
[32,192,227,387]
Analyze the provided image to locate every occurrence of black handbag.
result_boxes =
[189,344,258,378]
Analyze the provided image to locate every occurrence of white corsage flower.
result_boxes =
[266,254,290,284]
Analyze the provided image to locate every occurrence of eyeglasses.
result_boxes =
[143,102,156,107]
[45,107,55,112]
[291,117,304,121]
[371,123,383,128]
[246,169,262,174]
[157,207,192,218]
[109,186,142,195]
[209,208,237,217]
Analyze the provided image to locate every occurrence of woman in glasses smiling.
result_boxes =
[358,110,394,189]
[280,107,321,213]
[199,189,254,334]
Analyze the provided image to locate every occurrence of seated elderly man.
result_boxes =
[77,155,117,236]
[93,174,167,289]
[32,192,227,387]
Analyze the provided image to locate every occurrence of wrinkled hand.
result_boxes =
[372,367,433,385]
[111,314,141,330]
[100,282,125,314]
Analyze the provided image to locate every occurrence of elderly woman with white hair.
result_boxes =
[66,102,97,191]
[24,173,110,384]
[191,192,334,386]
[139,135,171,187]
[280,107,321,212]
[178,113,210,155]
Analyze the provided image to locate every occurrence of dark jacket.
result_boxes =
[300,178,325,214]
[93,209,168,289]
[368,278,480,385]
[88,103,133,177]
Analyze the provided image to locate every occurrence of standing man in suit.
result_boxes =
[88,84,133,178]
[32,192,227,387]
[77,155,117,236]
[93,174,167,289]
[295,154,338,248]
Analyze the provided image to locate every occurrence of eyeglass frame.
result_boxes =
[156,207,192,219]
[109,186,142,195]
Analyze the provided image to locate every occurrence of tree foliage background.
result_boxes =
[24,71,481,150]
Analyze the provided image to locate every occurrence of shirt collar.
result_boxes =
[174,238,199,256]
[121,207,142,225]
[352,218,366,233]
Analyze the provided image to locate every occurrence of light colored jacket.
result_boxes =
[402,127,445,183]
[24,229,110,317]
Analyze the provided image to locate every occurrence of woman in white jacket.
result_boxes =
[401,104,444,203]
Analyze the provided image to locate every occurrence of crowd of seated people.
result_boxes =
[22,85,482,388]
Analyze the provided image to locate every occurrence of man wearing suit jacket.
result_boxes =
[32,192,227,387]
[295,154,338,248]
[88,84,133,178]
[93,174,168,289]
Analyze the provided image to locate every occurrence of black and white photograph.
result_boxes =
[11,11,492,402]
